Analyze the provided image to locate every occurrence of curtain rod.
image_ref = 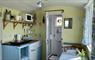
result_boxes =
[45,9,64,13]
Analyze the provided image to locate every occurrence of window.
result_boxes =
[64,18,72,29]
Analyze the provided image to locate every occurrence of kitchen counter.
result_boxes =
[2,40,39,46]
[2,40,41,60]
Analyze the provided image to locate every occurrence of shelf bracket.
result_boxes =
[13,22,18,29]
[3,20,33,29]
[22,23,26,28]
[3,21,9,29]
[28,24,33,28]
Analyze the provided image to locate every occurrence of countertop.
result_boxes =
[2,40,39,46]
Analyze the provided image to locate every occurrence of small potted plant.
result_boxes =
[76,48,87,60]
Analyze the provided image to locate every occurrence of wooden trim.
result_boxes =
[3,20,33,29]
[45,9,64,13]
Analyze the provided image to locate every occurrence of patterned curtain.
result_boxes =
[82,0,93,52]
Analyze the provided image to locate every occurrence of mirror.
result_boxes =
[56,16,62,27]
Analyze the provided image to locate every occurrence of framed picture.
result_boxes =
[64,18,72,29]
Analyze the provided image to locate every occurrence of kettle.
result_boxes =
[14,34,22,42]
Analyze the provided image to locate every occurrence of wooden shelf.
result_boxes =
[3,20,33,29]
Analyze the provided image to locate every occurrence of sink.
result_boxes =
[2,40,38,46]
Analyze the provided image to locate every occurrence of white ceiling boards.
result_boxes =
[0,0,89,12]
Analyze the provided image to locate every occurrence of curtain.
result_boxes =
[82,0,93,55]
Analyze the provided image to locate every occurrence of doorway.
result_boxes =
[46,11,63,60]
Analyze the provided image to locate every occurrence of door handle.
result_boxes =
[61,38,63,40]
[57,40,61,42]
[31,49,36,52]
[53,34,55,37]
[46,40,49,44]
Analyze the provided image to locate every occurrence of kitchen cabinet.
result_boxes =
[30,48,38,60]
[2,44,29,60]
[37,46,41,60]
[29,41,41,60]
[2,40,41,60]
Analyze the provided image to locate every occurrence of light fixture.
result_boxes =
[37,0,43,7]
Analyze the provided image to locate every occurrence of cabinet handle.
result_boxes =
[31,49,36,52]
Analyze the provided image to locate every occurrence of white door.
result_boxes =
[46,13,52,57]
[0,16,2,60]
[51,15,63,56]
[46,12,63,60]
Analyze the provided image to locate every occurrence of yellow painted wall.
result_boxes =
[30,9,46,60]
[30,6,85,60]
[0,7,25,43]
[0,5,85,60]
[44,6,85,43]
[0,6,46,60]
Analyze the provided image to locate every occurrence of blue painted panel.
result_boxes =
[37,46,41,60]
[2,45,19,60]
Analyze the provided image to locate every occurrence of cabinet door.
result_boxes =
[37,47,41,60]
[30,49,37,60]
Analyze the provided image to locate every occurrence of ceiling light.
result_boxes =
[37,0,42,7]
